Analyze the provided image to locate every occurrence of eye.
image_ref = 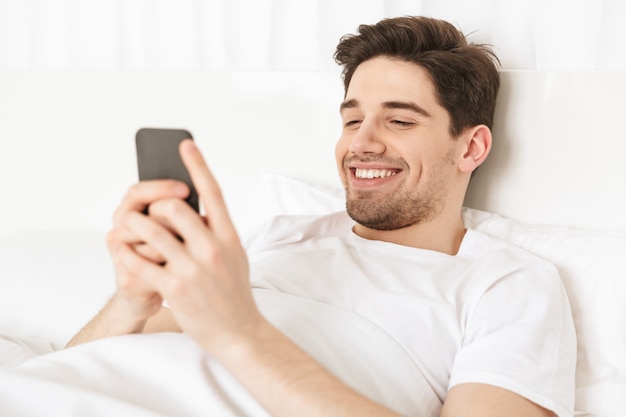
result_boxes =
[390,119,416,127]
[343,119,362,128]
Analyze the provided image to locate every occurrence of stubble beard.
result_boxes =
[343,160,449,231]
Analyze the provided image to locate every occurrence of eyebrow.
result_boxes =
[339,98,432,118]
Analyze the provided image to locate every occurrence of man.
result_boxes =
[67,16,576,417]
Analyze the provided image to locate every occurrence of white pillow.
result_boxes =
[463,208,626,417]
[221,172,346,239]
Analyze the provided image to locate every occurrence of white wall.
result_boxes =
[0,70,344,234]
[1,69,625,235]
[0,0,625,70]
[1,2,625,234]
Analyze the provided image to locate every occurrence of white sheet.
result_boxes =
[0,335,54,369]
[0,333,269,417]
[0,286,441,417]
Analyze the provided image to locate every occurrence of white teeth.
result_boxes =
[355,168,397,179]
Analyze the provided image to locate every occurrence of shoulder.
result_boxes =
[461,228,560,278]
[457,228,567,317]
[451,233,576,417]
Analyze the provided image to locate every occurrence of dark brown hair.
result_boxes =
[334,16,500,137]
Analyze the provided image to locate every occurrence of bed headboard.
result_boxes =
[0,69,624,233]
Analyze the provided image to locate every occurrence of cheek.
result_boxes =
[334,136,351,185]
[335,136,348,168]
[403,139,453,172]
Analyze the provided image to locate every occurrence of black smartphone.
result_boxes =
[135,128,200,212]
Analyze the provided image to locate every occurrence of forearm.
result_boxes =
[215,320,402,417]
[65,294,148,348]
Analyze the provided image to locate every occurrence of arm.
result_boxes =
[213,317,403,417]
[66,303,179,348]
[441,384,556,417]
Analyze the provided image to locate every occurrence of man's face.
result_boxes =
[335,57,460,231]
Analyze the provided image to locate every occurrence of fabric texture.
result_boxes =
[0,333,273,417]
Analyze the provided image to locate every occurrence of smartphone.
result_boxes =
[135,128,200,212]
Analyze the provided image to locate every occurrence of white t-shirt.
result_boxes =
[245,211,576,417]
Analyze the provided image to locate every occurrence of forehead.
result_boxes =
[344,57,442,113]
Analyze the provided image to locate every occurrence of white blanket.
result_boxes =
[0,333,270,417]
[0,290,441,416]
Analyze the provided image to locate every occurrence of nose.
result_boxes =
[347,120,386,155]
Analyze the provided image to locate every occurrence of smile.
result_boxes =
[354,168,399,179]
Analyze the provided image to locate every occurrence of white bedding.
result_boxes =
[0,287,442,417]
[0,333,271,417]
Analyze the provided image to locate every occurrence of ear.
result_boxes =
[458,125,492,174]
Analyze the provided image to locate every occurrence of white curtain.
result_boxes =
[0,0,624,70]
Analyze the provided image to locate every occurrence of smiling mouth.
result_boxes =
[353,168,400,179]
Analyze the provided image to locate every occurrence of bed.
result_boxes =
[0,68,624,416]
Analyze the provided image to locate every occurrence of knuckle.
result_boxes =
[171,255,198,278]
[127,182,143,198]
[105,230,118,248]
[112,206,124,226]
[165,198,186,215]
[200,243,222,266]
[113,183,145,225]
[149,198,181,217]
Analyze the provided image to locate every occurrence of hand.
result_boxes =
[114,140,262,353]
[106,178,191,324]
[108,141,406,417]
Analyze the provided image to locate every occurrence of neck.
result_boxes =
[352,212,467,255]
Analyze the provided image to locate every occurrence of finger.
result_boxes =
[109,206,183,264]
[115,242,169,291]
[107,227,164,264]
[146,202,181,237]
[148,198,214,260]
[133,243,167,264]
[113,180,190,226]
[123,210,190,267]
[179,140,238,241]
[107,227,146,250]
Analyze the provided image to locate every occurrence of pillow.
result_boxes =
[463,208,626,417]
[220,172,346,239]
